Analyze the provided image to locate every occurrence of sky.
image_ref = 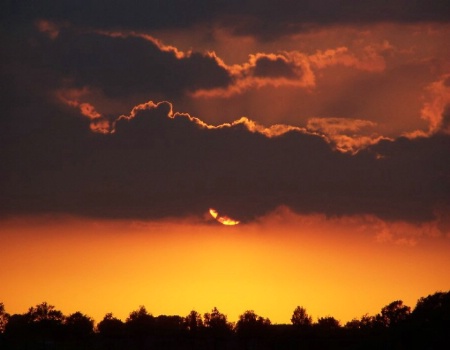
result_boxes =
[1,1,450,324]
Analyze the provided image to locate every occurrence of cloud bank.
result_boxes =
[6,1,450,38]
[1,1,449,227]
[2,100,449,224]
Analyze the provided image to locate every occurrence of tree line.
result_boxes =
[0,290,449,349]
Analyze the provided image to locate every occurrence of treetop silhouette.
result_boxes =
[0,291,449,349]
[291,306,312,327]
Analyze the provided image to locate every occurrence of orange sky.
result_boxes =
[2,210,449,324]
[2,1,450,328]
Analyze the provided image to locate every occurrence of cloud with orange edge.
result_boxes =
[191,43,390,98]
[420,74,450,134]
[57,90,112,134]
[306,117,390,153]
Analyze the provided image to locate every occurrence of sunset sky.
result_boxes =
[1,1,450,325]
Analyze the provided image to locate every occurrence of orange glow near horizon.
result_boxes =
[1,210,449,325]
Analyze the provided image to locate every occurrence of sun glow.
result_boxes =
[1,213,449,324]
[209,208,240,225]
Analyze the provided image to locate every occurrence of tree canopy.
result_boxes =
[0,291,449,350]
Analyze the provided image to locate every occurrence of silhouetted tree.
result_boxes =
[4,313,30,339]
[4,302,65,348]
[154,315,184,331]
[97,313,126,350]
[28,302,65,344]
[359,313,377,329]
[203,307,232,333]
[183,310,204,350]
[97,312,125,338]
[0,303,9,333]
[125,306,154,338]
[235,310,271,349]
[291,306,312,327]
[413,291,450,324]
[316,316,340,332]
[65,311,94,339]
[152,315,186,348]
[377,300,410,327]
[184,310,203,332]
[345,318,361,330]
[410,291,450,349]
[235,310,271,335]
[345,314,376,330]
[203,306,232,348]
[1,291,448,350]
[311,317,341,349]
[27,302,64,323]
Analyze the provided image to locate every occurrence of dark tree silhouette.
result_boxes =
[1,291,449,350]
[359,314,376,329]
[345,318,362,330]
[125,306,155,338]
[97,312,126,350]
[410,291,450,349]
[4,302,65,348]
[183,310,205,350]
[97,312,125,338]
[28,302,65,343]
[203,306,233,346]
[27,302,64,323]
[0,303,9,333]
[345,314,376,330]
[155,315,184,330]
[235,310,271,350]
[203,307,232,333]
[203,307,233,350]
[184,310,203,332]
[316,316,340,331]
[314,316,342,349]
[291,306,312,327]
[4,313,30,338]
[377,300,411,327]
[152,315,186,349]
[235,310,271,335]
[413,291,450,324]
[65,311,94,339]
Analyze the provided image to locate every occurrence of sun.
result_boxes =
[209,208,240,225]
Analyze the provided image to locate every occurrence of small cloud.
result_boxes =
[58,90,112,134]
[415,74,450,136]
[251,54,299,78]
[192,43,389,99]
[308,45,388,72]
[36,20,60,39]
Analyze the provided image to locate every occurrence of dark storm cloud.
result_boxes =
[0,21,232,157]
[33,28,231,98]
[2,100,449,223]
[1,2,449,224]
[223,0,450,39]
[4,1,450,39]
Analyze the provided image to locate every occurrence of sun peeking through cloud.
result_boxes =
[209,208,240,225]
